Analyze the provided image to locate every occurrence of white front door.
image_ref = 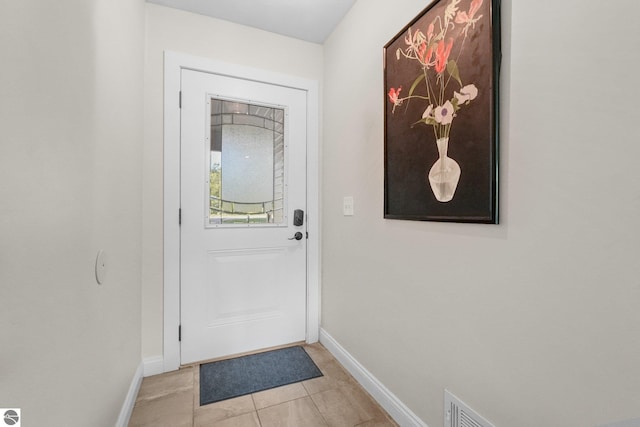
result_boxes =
[180,69,308,364]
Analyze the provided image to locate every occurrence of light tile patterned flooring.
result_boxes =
[129,343,398,427]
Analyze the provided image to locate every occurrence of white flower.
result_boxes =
[434,101,456,125]
[454,91,470,105]
[444,0,461,27]
[460,84,478,101]
[422,105,434,119]
[454,84,478,106]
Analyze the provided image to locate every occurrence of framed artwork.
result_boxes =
[384,0,500,223]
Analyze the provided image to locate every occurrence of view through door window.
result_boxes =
[209,98,285,225]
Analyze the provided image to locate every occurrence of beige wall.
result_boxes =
[3,0,638,425]
[322,0,640,426]
[0,0,144,425]
[142,4,324,358]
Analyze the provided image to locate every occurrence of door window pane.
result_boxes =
[209,98,285,225]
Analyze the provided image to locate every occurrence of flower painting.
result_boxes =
[384,0,500,223]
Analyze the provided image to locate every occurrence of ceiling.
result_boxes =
[146,0,358,44]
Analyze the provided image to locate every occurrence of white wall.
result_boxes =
[322,0,640,426]
[0,0,144,425]
[142,3,324,358]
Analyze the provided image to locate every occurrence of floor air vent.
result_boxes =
[445,390,495,427]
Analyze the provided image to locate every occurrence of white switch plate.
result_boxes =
[343,196,354,216]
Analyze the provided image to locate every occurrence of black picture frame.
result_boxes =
[384,0,500,223]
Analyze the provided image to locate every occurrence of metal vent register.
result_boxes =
[445,390,495,427]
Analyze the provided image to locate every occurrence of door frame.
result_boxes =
[162,51,321,372]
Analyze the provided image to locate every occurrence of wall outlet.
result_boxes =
[343,196,354,216]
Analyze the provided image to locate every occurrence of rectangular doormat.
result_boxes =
[199,346,323,406]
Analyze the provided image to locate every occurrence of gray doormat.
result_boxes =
[199,346,323,406]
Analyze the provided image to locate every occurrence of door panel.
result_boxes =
[180,69,307,364]
[204,248,293,326]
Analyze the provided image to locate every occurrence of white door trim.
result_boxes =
[163,51,321,372]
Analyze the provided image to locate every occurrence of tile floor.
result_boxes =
[129,343,398,427]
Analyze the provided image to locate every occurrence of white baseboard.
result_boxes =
[143,356,165,377]
[115,361,143,427]
[319,328,428,427]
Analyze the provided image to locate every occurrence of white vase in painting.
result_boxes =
[427,137,460,202]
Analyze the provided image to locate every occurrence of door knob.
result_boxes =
[288,232,303,241]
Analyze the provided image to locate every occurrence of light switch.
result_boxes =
[343,196,354,216]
